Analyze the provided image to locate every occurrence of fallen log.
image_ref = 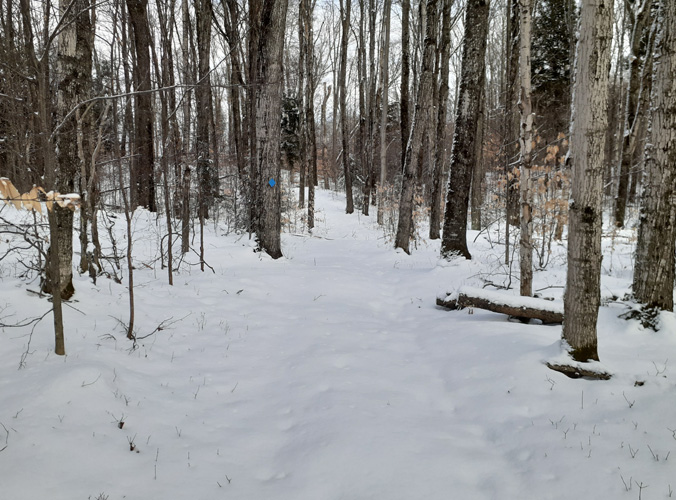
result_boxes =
[436,286,564,324]
[546,362,612,380]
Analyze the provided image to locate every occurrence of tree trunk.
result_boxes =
[377,0,392,225]
[429,0,453,239]
[250,0,288,258]
[632,0,676,311]
[505,0,520,227]
[437,286,564,324]
[518,0,534,297]
[362,0,377,215]
[321,83,332,189]
[45,0,93,303]
[400,0,411,172]
[440,0,491,259]
[339,0,354,213]
[49,0,92,352]
[395,0,439,253]
[156,0,175,285]
[614,0,652,228]
[300,0,317,230]
[221,0,248,229]
[126,0,156,211]
[357,0,366,212]
[563,0,613,363]
[195,0,216,219]
[298,5,307,209]
[471,86,485,231]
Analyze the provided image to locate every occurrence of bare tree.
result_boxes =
[614,0,652,228]
[429,0,453,239]
[632,0,676,312]
[126,0,156,211]
[395,0,438,253]
[338,0,354,214]
[440,0,491,259]
[250,0,288,258]
[518,0,534,296]
[377,0,392,225]
[505,0,520,228]
[300,0,317,230]
[195,0,218,219]
[400,0,411,172]
[562,0,613,363]
[45,0,93,306]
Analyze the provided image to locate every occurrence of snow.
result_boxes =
[1,190,676,500]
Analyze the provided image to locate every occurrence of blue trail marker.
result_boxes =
[269,178,276,187]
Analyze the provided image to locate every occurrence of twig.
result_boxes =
[620,474,632,492]
[81,374,101,387]
[135,314,190,341]
[18,309,53,369]
[0,421,9,449]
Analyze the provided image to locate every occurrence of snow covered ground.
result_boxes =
[1,189,675,500]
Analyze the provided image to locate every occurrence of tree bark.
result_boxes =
[440,0,491,259]
[300,0,317,230]
[45,0,93,303]
[250,0,288,258]
[429,0,453,239]
[632,0,676,311]
[321,83,332,189]
[357,0,366,212]
[395,0,439,253]
[518,0,534,297]
[126,0,156,211]
[195,0,217,218]
[339,0,354,213]
[377,0,392,225]
[505,0,521,227]
[563,0,613,363]
[363,0,377,215]
[614,0,652,228]
[470,86,485,231]
[400,0,411,173]
[437,286,564,324]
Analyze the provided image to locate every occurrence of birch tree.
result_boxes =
[632,0,676,312]
[518,0,534,296]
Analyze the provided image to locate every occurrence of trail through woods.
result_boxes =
[1,190,675,499]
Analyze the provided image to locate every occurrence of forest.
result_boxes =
[1,0,676,497]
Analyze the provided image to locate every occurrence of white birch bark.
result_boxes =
[518,0,534,297]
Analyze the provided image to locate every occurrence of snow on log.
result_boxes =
[436,286,564,324]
